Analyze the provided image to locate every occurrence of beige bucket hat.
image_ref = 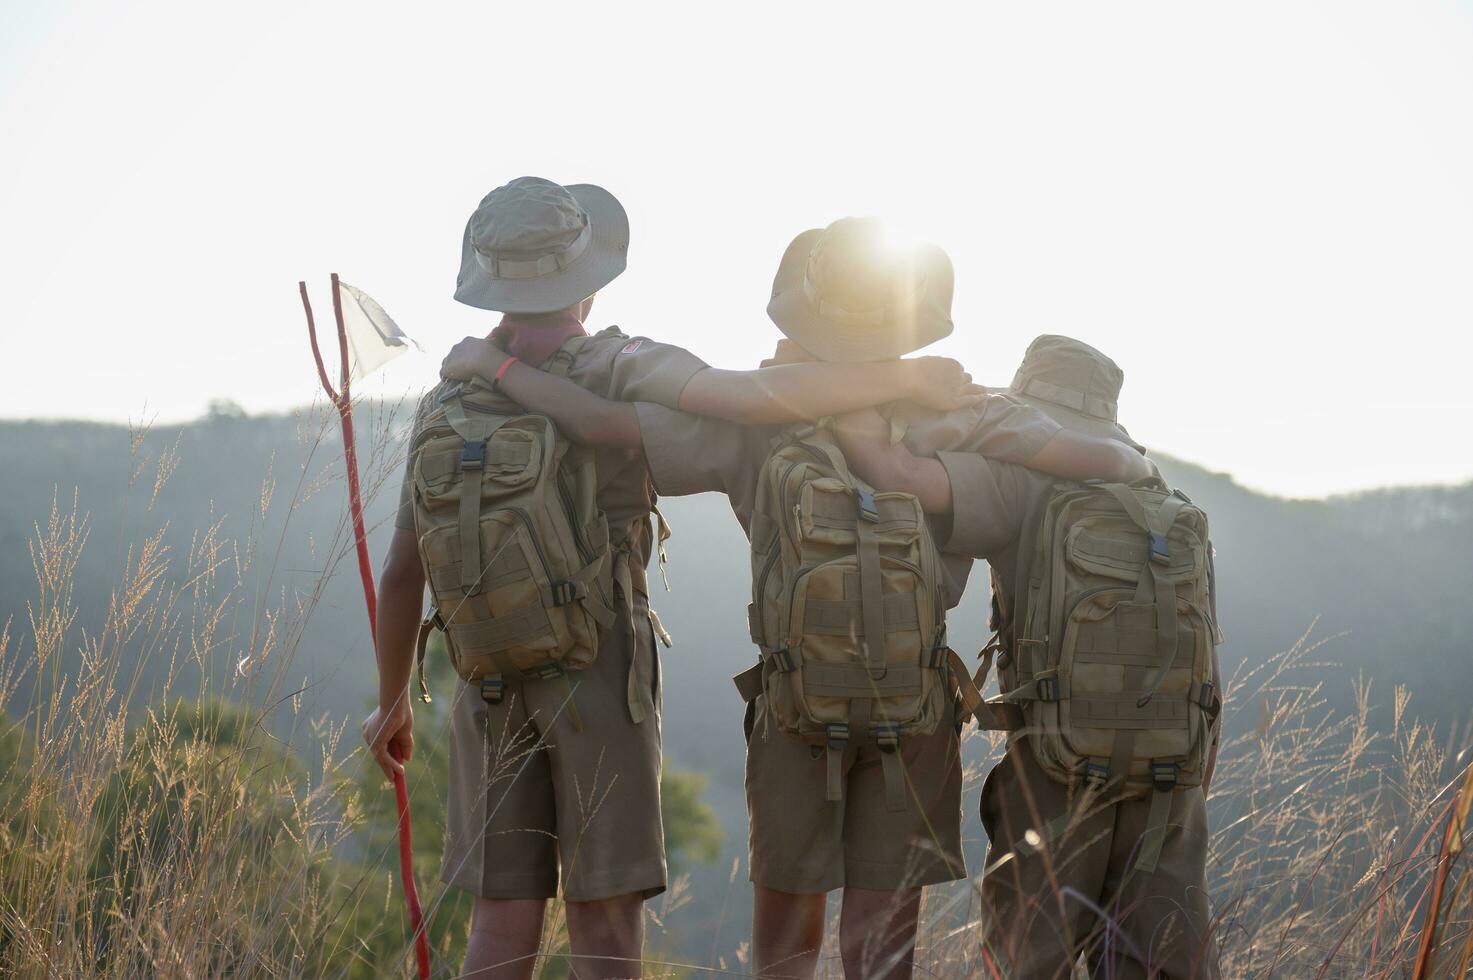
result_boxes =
[766,217,954,363]
[1010,334,1144,451]
[454,176,629,313]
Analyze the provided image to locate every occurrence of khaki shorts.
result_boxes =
[979,746,1221,979]
[744,694,965,894]
[440,592,666,903]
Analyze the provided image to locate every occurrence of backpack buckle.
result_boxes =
[461,440,486,468]
[856,490,880,523]
[1150,761,1179,793]
[874,723,900,752]
[1037,675,1060,702]
[771,648,795,673]
[550,580,580,607]
[826,723,850,751]
[528,663,565,682]
[1084,760,1110,788]
[1148,532,1171,564]
[479,675,505,704]
[1197,681,1222,720]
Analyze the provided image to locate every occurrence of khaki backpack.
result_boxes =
[961,478,1221,873]
[408,358,616,711]
[734,421,953,810]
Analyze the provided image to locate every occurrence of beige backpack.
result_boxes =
[408,362,616,709]
[735,421,953,810]
[963,478,1221,872]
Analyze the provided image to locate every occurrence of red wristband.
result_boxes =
[492,355,518,390]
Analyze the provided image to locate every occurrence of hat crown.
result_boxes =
[805,217,925,314]
[1011,335,1125,421]
[470,176,588,257]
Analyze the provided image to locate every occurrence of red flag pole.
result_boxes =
[301,276,431,980]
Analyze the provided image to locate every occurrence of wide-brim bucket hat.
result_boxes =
[766,218,954,363]
[1009,334,1145,452]
[454,176,629,314]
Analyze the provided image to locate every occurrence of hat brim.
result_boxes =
[454,183,629,313]
[1014,392,1146,453]
[766,228,955,363]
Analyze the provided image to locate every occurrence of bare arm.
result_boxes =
[496,360,644,449]
[1029,430,1154,484]
[835,410,954,512]
[360,525,425,779]
[835,410,1155,515]
[676,358,984,423]
[439,337,985,430]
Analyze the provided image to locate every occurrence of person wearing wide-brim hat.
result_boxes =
[831,338,1223,978]
[364,178,993,980]
[426,212,1160,978]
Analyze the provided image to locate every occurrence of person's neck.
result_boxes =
[488,311,588,367]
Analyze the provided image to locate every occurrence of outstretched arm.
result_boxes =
[676,358,982,423]
[834,409,1154,515]
[439,337,985,434]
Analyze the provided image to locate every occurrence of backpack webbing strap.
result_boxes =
[414,615,437,704]
[876,726,906,812]
[1100,485,1191,706]
[825,723,850,803]
[854,493,888,666]
[558,553,617,629]
[1134,764,1178,874]
[613,549,647,725]
[948,646,1024,731]
[545,334,592,378]
[442,398,516,595]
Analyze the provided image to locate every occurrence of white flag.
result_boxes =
[337,280,421,382]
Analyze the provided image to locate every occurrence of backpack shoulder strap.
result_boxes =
[546,334,594,378]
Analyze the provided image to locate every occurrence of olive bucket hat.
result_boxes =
[454,176,629,313]
[1010,334,1144,451]
[766,217,954,363]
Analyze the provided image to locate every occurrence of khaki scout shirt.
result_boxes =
[633,394,1063,608]
[395,326,708,578]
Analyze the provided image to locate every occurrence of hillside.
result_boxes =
[3,408,1470,960]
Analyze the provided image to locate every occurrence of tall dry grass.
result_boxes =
[823,626,1473,979]
[2,407,1471,978]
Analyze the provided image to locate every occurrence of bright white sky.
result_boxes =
[2,1,1469,498]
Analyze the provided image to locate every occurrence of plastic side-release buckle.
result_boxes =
[1148,532,1171,564]
[479,675,505,704]
[528,663,565,682]
[1150,761,1179,793]
[1084,760,1110,788]
[1197,681,1222,719]
[856,490,880,523]
[874,723,900,752]
[1037,675,1060,702]
[461,440,486,467]
[550,580,580,607]
[771,648,796,673]
[826,722,850,751]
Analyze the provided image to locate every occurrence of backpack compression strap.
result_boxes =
[440,393,518,595]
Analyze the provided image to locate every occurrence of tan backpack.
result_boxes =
[735,421,953,810]
[963,478,1221,872]
[408,360,616,710]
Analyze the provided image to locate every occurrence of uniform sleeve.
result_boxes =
[393,393,432,531]
[603,337,709,409]
[951,394,1063,464]
[634,403,766,499]
[935,453,1046,559]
